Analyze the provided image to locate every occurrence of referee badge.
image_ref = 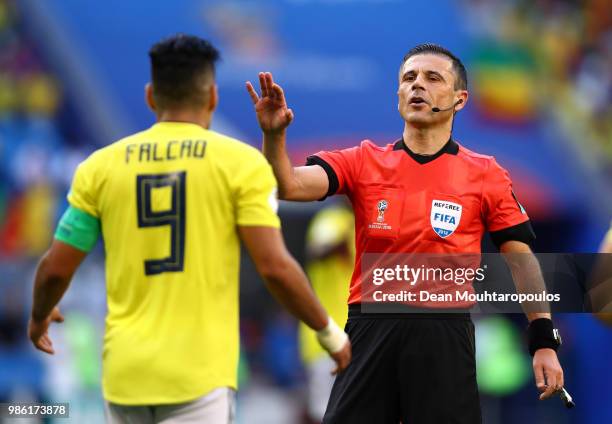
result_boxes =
[431,199,462,238]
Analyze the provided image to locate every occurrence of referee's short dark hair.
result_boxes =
[149,34,220,109]
[400,44,468,91]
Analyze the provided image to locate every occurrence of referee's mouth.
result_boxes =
[409,96,428,107]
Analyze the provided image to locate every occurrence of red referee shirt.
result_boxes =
[306,138,535,305]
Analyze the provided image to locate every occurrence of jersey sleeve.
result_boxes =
[67,152,102,218]
[305,145,361,200]
[235,152,281,228]
[482,159,535,247]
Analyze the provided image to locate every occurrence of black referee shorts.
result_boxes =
[323,305,481,424]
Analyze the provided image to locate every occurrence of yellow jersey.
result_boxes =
[299,206,354,364]
[67,122,280,404]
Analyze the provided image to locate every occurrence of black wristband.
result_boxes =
[527,318,560,356]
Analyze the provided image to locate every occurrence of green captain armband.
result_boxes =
[54,206,101,252]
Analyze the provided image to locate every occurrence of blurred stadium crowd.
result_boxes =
[0,0,89,259]
[0,0,610,423]
[0,0,95,413]
[464,0,611,170]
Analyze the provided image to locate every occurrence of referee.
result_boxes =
[247,44,565,423]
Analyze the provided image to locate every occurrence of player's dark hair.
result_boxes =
[400,44,468,90]
[149,34,220,109]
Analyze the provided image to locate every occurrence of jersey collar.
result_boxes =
[393,137,459,165]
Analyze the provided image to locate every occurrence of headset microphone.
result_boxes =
[431,99,463,113]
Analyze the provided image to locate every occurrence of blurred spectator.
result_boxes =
[298,201,354,423]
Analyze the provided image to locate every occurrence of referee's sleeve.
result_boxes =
[489,221,536,249]
[483,159,536,248]
[305,155,339,201]
[305,145,361,200]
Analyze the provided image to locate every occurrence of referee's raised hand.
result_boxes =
[246,72,294,134]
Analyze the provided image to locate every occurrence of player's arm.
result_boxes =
[500,240,563,400]
[590,222,612,316]
[239,225,351,374]
[29,206,99,354]
[246,72,329,201]
[600,223,612,253]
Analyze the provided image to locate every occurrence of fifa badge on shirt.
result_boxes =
[431,199,462,238]
[377,200,388,222]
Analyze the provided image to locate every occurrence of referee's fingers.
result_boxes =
[540,366,564,400]
[534,363,546,393]
[265,72,275,93]
[271,84,285,104]
[259,72,268,98]
[557,369,564,391]
[539,367,559,400]
[245,82,259,104]
[540,383,558,400]
[285,108,294,123]
[264,72,273,98]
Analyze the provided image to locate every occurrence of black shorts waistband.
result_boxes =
[348,303,472,320]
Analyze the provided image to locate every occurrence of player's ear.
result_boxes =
[145,83,157,112]
[208,84,218,112]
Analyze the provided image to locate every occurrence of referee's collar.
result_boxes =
[393,137,459,165]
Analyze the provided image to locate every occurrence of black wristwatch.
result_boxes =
[527,318,562,356]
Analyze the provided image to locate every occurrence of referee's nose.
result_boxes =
[410,75,426,93]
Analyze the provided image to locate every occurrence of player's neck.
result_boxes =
[157,110,212,130]
[402,123,452,155]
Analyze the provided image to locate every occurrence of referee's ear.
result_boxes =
[145,83,157,113]
[454,90,468,112]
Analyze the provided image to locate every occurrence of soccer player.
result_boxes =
[600,220,612,254]
[593,220,612,319]
[247,44,565,423]
[27,34,350,423]
[299,203,354,423]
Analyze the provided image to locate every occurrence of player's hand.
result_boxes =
[533,348,564,400]
[28,306,64,355]
[330,339,352,375]
[246,72,294,134]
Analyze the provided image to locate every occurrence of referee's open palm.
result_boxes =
[246,72,294,134]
